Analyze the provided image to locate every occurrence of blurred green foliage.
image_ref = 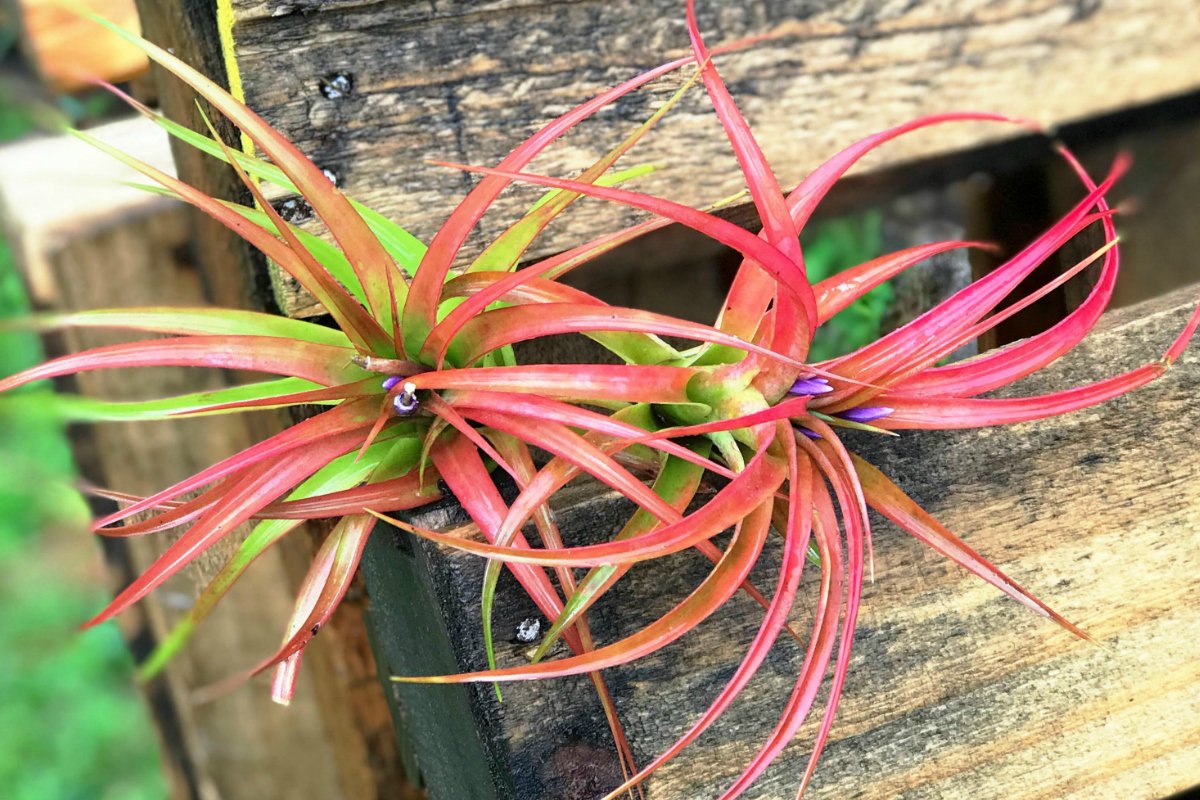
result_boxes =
[802,210,892,362]
[0,91,167,799]
[0,242,86,547]
[0,521,166,800]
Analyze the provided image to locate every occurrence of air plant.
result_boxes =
[3,3,1198,798]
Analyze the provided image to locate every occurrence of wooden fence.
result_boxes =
[3,1,1199,797]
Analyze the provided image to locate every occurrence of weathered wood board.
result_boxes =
[215,0,1200,315]
[363,284,1200,799]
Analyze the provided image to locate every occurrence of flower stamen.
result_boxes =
[393,381,420,415]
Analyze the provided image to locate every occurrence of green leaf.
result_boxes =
[9,306,352,347]
[1,378,323,422]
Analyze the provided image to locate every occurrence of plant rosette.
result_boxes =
[3,4,1198,798]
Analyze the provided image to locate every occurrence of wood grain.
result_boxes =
[218,0,1200,316]
[364,284,1200,799]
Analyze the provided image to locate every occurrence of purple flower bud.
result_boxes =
[797,427,822,440]
[381,375,402,391]
[838,406,894,424]
[392,381,419,415]
[788,377,833,396]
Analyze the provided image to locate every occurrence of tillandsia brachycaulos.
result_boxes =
[3,3,1199,798]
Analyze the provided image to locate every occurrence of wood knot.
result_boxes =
[544,742,626,800]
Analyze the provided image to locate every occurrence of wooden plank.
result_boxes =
[216,0,1200,316]
[132,0,268,319]
[0,117,179,306]
[363,283,1200,799]
[0,119,406,800]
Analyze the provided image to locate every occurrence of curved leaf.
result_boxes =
[0,336,364,394]
[394,494,775,684]
[369,445,785,568]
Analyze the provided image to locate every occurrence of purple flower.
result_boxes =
[381,375,402,391]
[788,377,833,396]
[837,406,894,424]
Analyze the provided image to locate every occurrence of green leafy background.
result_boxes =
[803,210,891,362]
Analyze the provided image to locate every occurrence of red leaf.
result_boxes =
[719,477,843,799]
[196,113,396,354]
[394,493,776,683]
[445,390,733,478]
[370,445,785,568]
[0,336,363,394]
[445,303,802,370]
[606,431,814,796]
[792,431,870,796]
[874,298,1199,430]
[200,513,377,704]
[427,215,676,355]
[96,480,232,536]
[818,177,1124,406]
[487,432,642,787]
[422,393,517,479]
[72,129,391,353]
[879,362,1172,429]
[454,407,679,524]
[402,54,710,358]
[814,241,996,323]
[94,399,378,528]
[83,429,367,628]
[428,161,812,319]
[429,435,572,632]
[262,472,443,518]
[94,20,405,335]
[894,145,1120,398]
[409,364,695,405]
[685,0,813,381]
[853,454,1089,638]
[717,112,1032,348]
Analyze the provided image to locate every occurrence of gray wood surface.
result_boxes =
[365,284,1200,799]
[217,0,1200,315]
